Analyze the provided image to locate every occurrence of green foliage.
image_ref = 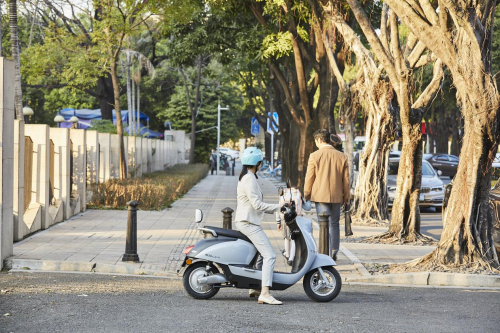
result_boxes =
[159,60,243,163]
[261,32,292,59]
[492,9,500,74]
[90,120,118,134]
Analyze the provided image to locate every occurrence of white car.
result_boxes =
[387,158,445,212]
[218,148,239,160]
[493,153,500,167]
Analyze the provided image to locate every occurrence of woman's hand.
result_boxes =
[278,224,282,231]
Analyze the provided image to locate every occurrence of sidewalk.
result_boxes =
[6,169,499,288]
[7,170,358,278]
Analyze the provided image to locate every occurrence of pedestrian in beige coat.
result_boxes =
[304,129,350,260]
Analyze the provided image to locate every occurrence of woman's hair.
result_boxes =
[239,161,261,181]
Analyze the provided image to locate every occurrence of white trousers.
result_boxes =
[235,221,276,287]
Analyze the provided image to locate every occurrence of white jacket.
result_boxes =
[235,173,280,225]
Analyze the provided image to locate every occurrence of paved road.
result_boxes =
[1,272,499,332]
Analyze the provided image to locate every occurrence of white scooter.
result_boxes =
[179,182,341,302]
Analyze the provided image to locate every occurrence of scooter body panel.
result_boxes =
[195,239,257,265]
[308,254,336,271]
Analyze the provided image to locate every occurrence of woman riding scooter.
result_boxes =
[235,147,282,305]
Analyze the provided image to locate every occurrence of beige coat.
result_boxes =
[235,173,280,225]
[303,145,350,204]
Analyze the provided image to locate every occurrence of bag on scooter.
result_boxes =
[344,204,353,237]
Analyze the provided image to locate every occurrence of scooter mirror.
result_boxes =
[286,178,291,189]
[195,209,203,223]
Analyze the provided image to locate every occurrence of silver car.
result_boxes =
[387,158,445,212]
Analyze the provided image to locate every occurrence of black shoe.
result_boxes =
[332,253,338,261]
[287,260,292,266]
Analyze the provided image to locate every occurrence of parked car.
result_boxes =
[423,154,459,179]
[218,148,239,160]
[387,158,445,212]
[443,179,500,256]
[493,153,500,167]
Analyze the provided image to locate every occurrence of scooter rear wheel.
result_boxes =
[303,266,341,302]
[183,262,220,299]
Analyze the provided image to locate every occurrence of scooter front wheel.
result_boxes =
[303,266,341,302]
[183,262,220,300]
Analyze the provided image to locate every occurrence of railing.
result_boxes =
[24,136,33,212]
[49,139,55,204]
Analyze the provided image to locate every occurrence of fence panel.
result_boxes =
[49,139,55,204]
[24,136,33,212]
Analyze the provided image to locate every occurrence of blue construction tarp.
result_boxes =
[58,108,161,138]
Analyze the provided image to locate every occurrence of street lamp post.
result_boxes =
[69,109,79,129]
[23,101,34,124]
[217,102,229,176]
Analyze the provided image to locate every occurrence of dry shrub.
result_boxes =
[88,164,208,210]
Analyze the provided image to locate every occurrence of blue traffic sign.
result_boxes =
[267,112,279,133]
[251,117,260,136]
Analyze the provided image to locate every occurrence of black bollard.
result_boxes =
[318,211,330,256]
[232,159,235,176]
[122,200,140,262]
[222,207,234,229]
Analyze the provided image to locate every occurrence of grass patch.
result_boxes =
[88,164,208,210]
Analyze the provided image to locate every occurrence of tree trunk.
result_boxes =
[96,76,114,120]
[131,78,136,135]
[110,60,127,179]
[385,0,500,268]
[189,57,202,164]
[126,53,132,134]
[387,120,424,240]
[9,0,22,119]
[297,121,314,191]
[450,108,462,156]
[315,56,339,134]
[431,103,499,267]
[351,81,395,222]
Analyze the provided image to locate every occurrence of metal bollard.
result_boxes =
[318,211,330,256]
[222,207,234,229]
[122,200,140,262]
[232,159,235,176]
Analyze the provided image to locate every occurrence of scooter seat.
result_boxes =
[203,226,251,243]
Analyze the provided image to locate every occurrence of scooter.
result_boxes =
[179,182,342,302]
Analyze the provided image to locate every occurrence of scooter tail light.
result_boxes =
[183,245,195,255]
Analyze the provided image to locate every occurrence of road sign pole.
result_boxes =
[271,131,274,169]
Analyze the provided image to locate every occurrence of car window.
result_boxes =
[422,162,436,176]
[436,155,448,161]
[449,156,459,162]
[388,162,399,175]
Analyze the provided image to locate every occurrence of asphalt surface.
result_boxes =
[1,271,499,333]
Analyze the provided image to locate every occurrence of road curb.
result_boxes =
[4,258,178,278]
[346,271,500,288]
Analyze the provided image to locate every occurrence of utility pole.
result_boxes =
[217,102,229,175]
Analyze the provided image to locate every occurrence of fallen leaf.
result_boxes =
[3,313,11,317]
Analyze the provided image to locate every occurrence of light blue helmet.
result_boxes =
[241,147,263,166]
